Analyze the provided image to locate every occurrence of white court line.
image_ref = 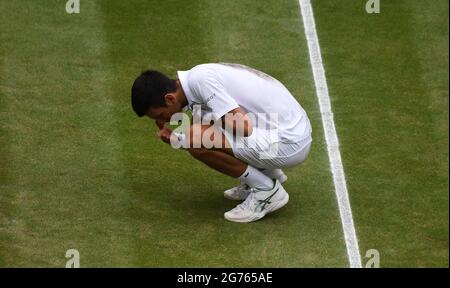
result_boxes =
[298,0,362,268]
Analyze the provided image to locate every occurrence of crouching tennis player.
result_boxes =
[131,63,312,223]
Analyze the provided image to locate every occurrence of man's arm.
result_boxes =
[189,70,251,136]
[221,107,253,137]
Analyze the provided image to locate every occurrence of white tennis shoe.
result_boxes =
[224,170,288,201]
[224,180,289,223]
[223,182,251,201]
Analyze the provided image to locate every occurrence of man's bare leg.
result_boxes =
[185,124,247,177]
[185,124,273,190]
[188,148,247,177]
[183,124,289,223]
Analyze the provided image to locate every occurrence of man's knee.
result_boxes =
[187,124,227,149]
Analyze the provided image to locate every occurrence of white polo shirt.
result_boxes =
[177,63,312,143]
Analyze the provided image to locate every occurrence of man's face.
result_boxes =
[147,102,182,126]
[147,106,174,123]
[146,92,183,125]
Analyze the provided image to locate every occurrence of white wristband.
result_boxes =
[172,132,187,149]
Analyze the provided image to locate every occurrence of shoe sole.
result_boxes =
[224,193,289,223]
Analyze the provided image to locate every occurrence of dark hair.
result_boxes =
[131,70,177,117]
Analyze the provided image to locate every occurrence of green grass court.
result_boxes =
[0,0,448,267]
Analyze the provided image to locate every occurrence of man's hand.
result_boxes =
[155,120,172,144]
[158,127,173,144]
[155,120,165,130]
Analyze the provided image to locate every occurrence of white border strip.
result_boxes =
[298,0,362,268]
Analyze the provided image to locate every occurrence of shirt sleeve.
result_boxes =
[189,69,239,121]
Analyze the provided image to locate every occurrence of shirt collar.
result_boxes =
[177,70,194,111]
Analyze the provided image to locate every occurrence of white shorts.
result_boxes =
[221,127,312,169]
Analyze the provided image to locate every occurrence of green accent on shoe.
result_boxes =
[255,188,279,212]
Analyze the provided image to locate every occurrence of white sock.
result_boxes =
[260,168,284,180]
[239,165,274,190]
